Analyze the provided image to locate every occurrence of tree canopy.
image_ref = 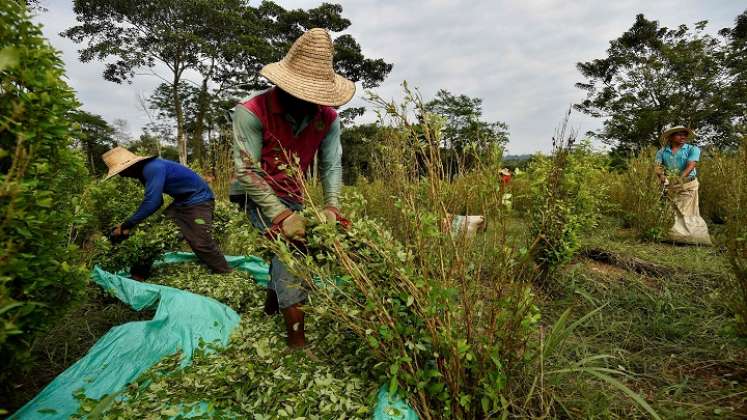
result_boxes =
[63,0,392,165]
[575,11,747,154]
[424,89,509,153]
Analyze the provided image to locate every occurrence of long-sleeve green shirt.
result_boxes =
[229,104,342,220]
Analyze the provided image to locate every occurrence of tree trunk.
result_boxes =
[191,76,210,165]
[172,75,187,165]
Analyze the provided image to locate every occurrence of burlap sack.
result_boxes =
[666,179,712,245]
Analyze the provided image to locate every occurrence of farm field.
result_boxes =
[3,1,747,419]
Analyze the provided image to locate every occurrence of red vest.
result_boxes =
[240,88,337,202]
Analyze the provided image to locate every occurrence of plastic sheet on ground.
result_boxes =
[11,266,240,419]
[13,253,417,419]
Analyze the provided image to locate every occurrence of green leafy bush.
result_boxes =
[724,137,747,335]
[528,132,609,285]
[0,1,89,381]
[76,177,181,273]
[699,149,741,224]
[80,177,260,273]
[607,148,673,241]
[262,88,543,419]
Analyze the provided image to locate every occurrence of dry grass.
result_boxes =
[607,147,673,241]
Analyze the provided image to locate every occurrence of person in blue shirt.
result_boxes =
[102,147,231,274]
[653,125,712,245]
[655,125,700,185]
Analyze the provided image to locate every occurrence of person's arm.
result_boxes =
[654,149,667,183]
[122,161,165,229]
[318,117,342,208]
[681,161,697,178]
[232,105,288,221]
[681,145,700,178]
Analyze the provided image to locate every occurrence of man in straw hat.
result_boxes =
[103,147,233,274]
[655,125,712,245]
[228,28,354,348]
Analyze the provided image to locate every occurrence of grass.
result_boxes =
[541,219,747,418]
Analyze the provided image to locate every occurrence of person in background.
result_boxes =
[655,126,699,185]
[228,28,353,348]
[499,168,512,188]
[654,125,712,245]
[103,147,232,274]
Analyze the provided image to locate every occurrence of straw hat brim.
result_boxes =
[104,155,155,181]
[660,127,695,143]
[260,61,355,107]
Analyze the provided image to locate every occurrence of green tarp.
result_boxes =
[11,266,241,419]
[12,253,417,419]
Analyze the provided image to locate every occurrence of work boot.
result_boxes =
[282,304,305,348]
[264,289,279,315]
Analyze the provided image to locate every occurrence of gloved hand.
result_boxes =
[271,210,306,241]
[321,207,351,230]
[108,224,131,244]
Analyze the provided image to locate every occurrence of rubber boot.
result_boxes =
[264,289,279,315]
[282,304,305,348]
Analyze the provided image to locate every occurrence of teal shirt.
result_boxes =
[655,143,700,179]
[229,103,342,220]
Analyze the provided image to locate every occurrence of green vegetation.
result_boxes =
[3,2,747,419]
[0,0,89,383]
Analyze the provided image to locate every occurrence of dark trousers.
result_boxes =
[165,200,231,273]
[229,194,307,308]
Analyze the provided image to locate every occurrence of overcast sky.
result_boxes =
[32,0,746,154]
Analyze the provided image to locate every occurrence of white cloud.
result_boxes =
[33,0,746,154]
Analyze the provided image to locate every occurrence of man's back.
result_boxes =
[142,158,213,206]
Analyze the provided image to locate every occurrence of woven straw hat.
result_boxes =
[260,28,355,107]
[660,125,695,143]
[102,147,154,180]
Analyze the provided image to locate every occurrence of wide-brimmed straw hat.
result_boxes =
[660,125,695,143]
[260,28,355,107]
[102,147,154,180]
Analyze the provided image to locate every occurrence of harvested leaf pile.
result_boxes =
[73,262,381,419]
[149,263,258,311]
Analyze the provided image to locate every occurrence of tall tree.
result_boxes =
[62,0,220,164]
[71,110,116,175]
[424,89,509,152]
[720,10,747,133]
[575,13,746,154]
[64,1,392,165]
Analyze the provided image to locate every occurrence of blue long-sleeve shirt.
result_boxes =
[122,158,214,229]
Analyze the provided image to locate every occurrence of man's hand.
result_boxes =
[109,224,131,244]
[271,210,306,241]
[321,207,351,230]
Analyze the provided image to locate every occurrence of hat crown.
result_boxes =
[101,146,153,180]
[102,146,138,169]
[662,124,688,134]
[259,28,355,107]
[282,28,336,82]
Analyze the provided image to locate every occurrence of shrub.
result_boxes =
[527,114,609,286]
[724,137,747,335]
[699,149,741,224]
[607,147,673,241]
[79,176,259,273]
[0,1,89,381]
[265,87,541,419]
